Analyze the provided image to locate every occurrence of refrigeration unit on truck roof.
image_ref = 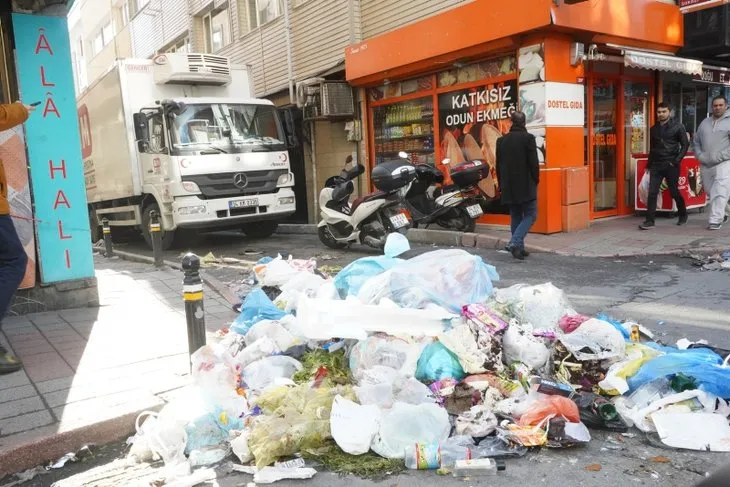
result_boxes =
[152,52,232,86]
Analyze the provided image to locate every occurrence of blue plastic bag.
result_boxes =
[334,256,402,298]
[357,249,499,313]
[231,288,287,335]
[416,342,466,382]
[628,344,730,398]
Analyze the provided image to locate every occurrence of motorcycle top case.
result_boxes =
[371,160,417,192]
[450,160,490,188]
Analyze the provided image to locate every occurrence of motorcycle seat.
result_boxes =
[350,190,386,213]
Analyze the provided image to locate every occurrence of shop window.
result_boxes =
[682,86,697,140]
[373,98,435,165]
[437,56,516,88]
[592,80,618,213]
[369,75,433,103]
[624,81,650,210]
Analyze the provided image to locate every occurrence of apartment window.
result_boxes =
[203,9,230,53]
[248,0,284,30]
[167,37,190,54]
[120,1,130,27]
[92,21,114,56]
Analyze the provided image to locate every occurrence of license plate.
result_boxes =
[390,213,410,229]
[229,198,258,209]
[466,203,483,218]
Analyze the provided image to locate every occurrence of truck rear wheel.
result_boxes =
[142,204,176,250]
[242,221,278,239]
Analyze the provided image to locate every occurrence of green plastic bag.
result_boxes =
[416,342,466,382]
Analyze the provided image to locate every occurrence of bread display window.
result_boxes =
[367,54,517,215]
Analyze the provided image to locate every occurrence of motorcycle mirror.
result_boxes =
[398,151,408,159]
[442,158,451,165]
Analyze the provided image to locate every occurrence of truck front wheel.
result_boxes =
[142,204,176,250]
[241,221,278,239]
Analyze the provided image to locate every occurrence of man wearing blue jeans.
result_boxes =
[0,102,34,375]
[496,111,539,260]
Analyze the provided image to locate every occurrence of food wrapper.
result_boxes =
[462,304,508,335]
[499,424,548,447]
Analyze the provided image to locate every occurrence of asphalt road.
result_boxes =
[6,229,729,487]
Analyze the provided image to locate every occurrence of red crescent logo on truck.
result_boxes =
[153,54,168,65]
[78,104,92,159]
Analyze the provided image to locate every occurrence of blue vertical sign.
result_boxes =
[12,14,94,283]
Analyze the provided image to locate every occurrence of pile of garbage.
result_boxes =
[686,250,730,271]
[128,235,730,484]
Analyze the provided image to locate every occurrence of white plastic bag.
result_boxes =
[502,322,550,370]
[242,356,303,391]
[558,318,626,361]
[439,324,487,374]
[393,376,437,405]
[349,336,429,382]
[256,257,299,287]
[455,405,498,437]
[233,337,281,368]
[330,395,382,455]
[638,170,650,205]
[244,319,298,351]
[230,430,253,464]
[495,283,575,330]
[275,272,326,311]
[371,403,451,459]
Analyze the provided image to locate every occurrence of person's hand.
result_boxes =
[16,101,36,112]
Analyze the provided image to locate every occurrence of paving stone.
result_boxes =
[0,396,46,420]
[0,410,54,436]
[0,385,37,404]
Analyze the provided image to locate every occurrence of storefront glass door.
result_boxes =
[591,79,619,216]
[624,81,651,211]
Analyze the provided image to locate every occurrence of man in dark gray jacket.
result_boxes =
[496,111,539,260]
[694,95,730,230]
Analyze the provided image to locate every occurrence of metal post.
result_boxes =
[102,218,113,258]
[150,210,163,267]
[182,253,206,371]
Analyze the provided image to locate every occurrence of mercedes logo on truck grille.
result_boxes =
[233,173,248,189]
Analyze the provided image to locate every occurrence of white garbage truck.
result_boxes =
[77,53,296,249]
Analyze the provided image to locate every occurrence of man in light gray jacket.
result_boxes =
[693,95,730,230]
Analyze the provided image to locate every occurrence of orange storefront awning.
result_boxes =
[346,0,684,86]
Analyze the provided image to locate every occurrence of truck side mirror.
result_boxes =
[133,112,149,151]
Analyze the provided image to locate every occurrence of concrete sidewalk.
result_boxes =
[0,256,237,477]
[279,213,730,257]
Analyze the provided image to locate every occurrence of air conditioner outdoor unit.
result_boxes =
[152,52,232,86]
[297,79,355,120]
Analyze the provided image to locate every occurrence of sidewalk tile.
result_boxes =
[0,410,54,436]
[0,385,37,404]
[0,396,46,421]
[0,372,31,391]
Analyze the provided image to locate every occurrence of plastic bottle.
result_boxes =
[404,441,476,470]
[628,377,673,410]
[452,458,506,477]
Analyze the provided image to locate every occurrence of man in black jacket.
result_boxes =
[640,102,689,230]
[496,111,540,260]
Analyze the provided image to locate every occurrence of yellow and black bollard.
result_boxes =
[102,217,113,258]
[150,210,163,267]
[182,253,206,371]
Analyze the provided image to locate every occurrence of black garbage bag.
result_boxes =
[572,392,629,432]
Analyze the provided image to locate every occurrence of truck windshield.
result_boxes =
[170,103,286,154]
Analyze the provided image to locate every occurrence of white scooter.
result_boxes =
[317,156,416,250]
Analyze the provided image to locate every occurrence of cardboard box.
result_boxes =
[562,166,589,205]
[562,201,589,232]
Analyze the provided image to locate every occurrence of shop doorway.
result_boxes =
[587,71,653,219]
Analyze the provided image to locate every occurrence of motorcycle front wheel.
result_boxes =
[318,225,348,249]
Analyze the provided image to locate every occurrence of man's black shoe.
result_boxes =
[678,215,688,226]
[511,247,525,260]
[639,221,655,230]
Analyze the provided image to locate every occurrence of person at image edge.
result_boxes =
[496,110,539,261]
[639,102,689,230]
[693,95,730,231]
[0,101,35,375]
